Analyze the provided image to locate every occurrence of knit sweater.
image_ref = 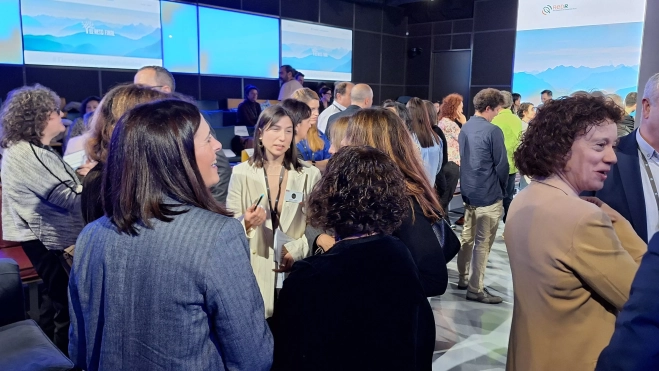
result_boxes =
[1,141,84,250]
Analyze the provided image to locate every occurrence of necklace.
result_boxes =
[532,180,568,195]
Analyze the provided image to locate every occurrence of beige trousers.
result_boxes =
[457,200,503,293]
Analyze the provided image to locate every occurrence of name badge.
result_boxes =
[285,190,303,203]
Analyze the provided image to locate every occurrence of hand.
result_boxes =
[274,247,295,272]
[581,196,620,223]
[457,112,467,124]
[244,205,266,231]
[76,161,97,177]
[316,233,335,252]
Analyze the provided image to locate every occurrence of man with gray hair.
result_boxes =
[326,83,373,138]
[491,90,523,223]
[317,82,354,134]
[594,72,659,242]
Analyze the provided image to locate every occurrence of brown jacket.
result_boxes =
[504,182,646,371]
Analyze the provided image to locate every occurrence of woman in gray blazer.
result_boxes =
[1,84,83,353]
[68,99,273,370]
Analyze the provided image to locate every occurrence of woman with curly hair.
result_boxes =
[505,95,646,371]
[0,84,82,353]
[81,84,169,224]
[343,108,448,296]
[291,88,331,172]
[271,146,435,371]
[438,93,465,223]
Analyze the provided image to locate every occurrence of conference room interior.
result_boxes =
[1,0,659,370]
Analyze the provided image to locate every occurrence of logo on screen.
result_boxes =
[542,4,570,15]
[542,5,552,15]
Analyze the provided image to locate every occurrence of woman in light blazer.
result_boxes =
[227,105,321,317]
[505,95,647,371]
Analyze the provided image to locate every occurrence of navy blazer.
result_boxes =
[596,232,659,370]
[594,130,648,242]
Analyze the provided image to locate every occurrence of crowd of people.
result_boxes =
[1,62,659,370]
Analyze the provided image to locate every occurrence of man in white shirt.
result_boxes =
[278,65,303,100]
[317,82,354,134]
[593,72,659,242]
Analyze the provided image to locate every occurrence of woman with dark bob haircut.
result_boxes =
[68,99,273,370]
[271,146,435,371]
[504,95,646,371]
[1,84,82,353]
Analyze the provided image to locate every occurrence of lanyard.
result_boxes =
[264,165,285,230]
[332,103,344,112]
[639,145,659,215]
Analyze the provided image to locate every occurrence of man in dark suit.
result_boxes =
[326,83,373,139]
[593,73,659,243]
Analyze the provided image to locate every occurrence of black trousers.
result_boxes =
[21,240,70,355]
[503,173,517,223]
[439,162,460,222]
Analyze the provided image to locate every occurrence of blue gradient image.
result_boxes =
[198,7,279,78]
[0,0,24,64]
[161,1,199,73]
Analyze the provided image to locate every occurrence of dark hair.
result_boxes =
[80,95,101,114]
[439,93,463,121]
[517,102,534,120]
[319,87,331,96]
[625,92,637,107]
[250,105,302,172]
[295,71,305,79]
[103,99,230,235]
[473,88,505,113]
[307,146,408,239]
[244,84,258,97]
[514,95,623,178]
[512,93,521,102]
[280,99,311,126]
[541,89,553,97]
[382,99,412,130]
[281,65,295,75]
[137,66,176,91]
[406,97,440,148]
[0,84,60,148]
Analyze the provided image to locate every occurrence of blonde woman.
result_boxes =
[292,88,331,172]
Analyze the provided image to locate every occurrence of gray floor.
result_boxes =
[431,216,512,371]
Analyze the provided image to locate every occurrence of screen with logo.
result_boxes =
[198,6,279,78]
[0,0,23,64]
[281,20,352,81]
[513,0,647,106]
[161,1,199,73]
[21,0,162,69]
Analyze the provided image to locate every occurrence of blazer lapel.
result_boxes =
[278,169,306,233]
[617,130,647,240]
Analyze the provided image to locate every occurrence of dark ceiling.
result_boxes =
[342,0,475,23]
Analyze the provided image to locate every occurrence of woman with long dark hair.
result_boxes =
[406,97,443,186]
[68,99,273,370]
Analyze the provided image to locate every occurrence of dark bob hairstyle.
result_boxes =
[307,145,408,240]
[280,99,311,126]
[514,95,623,178]
[250,105,302,172]
[103,99,230,235]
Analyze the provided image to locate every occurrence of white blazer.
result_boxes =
[227,161,321,317]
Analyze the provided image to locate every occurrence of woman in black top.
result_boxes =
[81,84,169,224]
[271,146,435,371]
[237,85,262,126]
[317,87,332,115]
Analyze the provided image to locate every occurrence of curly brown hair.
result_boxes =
[85,84,170,163]
[514,95,623,178]
[439,93,463,121]
[307,146,408,239]
[0,84,60,148]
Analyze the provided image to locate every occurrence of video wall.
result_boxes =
[0,0,353,81]
[512,0,647,105]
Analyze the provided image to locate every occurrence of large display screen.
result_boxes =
[161,1,199,73]
[512,0,647,105]
[198,7,279,78]
[0,0,23,64]
[281,20,352,81]
[21,0,162,69]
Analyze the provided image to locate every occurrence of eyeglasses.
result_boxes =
[54,108,62,115]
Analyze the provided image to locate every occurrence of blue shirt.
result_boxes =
[637,130,659,241]
[297,131,332,161]
[413,134,443,186]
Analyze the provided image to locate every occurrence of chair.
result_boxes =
[0,258,74,371]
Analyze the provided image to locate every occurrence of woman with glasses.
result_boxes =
[318,87,332,115]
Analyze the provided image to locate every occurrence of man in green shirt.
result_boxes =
[491,91,523,222]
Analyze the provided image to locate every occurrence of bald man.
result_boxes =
[326,83,373,138]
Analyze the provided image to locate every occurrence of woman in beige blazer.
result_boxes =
[505,95,646,371]
[227,105,320,318]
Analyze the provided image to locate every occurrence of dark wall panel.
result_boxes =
[242,0,279,16]
[371,84,381,107]
[355,4,382,33]
[408,22,431,37]
[382,6,406,36]
[0,65,24,102]
[473,0,517,32]
[172,73,200,100]
[405,85,429,100]
[431,51,471,112]
[320,0,353,29]
[244,78,280,100]
[282,0,319,22]
[406,36,431,86]
[433,21,452,35]
[353,31,382,84]
[199,0,241,9]
[200,76,242,101]
[381,36,406,85]
[380,85,406,102]
[453,19,473,33]
[471,30,515,86]
[100,70,135,94]
[433,35,451,51]
[452,33,471,49]
[26,67,100,102]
